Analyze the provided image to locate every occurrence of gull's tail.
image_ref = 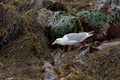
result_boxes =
[88,31,94,37]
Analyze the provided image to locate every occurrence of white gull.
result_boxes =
[52,31,93,46]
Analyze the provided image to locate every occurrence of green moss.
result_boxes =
[76,9,107,29]
[50,15,83,40]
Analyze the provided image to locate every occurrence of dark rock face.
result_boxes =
[46,2,68,12]
[107,22,120,40]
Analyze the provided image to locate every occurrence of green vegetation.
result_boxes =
[50,15,82,40]
[76,9,107,28]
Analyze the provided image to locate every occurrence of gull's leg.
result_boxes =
[63,45,66,52]
[62,45,70,52]
[67,45,72,51]
[79,41,86,47]
[73,42,86,50]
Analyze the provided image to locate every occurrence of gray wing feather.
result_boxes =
[63,33,88,41]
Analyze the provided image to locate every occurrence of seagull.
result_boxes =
[52,31,94,46]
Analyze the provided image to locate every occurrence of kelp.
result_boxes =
[0,2,52,79]
[3,0,45,13]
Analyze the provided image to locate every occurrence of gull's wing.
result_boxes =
[63,32,88,42]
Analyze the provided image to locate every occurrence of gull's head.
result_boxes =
[52,38,63,45]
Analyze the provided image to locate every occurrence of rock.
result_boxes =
[37,8,53,27]
[49,15,83,41]
[107,22,120,40]
[1,0,120,79]
[76,9,107,29]
[50,43,120,79]
[45,1,69,12]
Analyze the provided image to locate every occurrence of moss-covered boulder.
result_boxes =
[37,8,54,28]
[109,8,120,22]
[76,9,107,29]
[50,15,83,41]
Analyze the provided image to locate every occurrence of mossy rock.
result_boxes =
[116,9,120,22]
[50,15,83,40]
[76,9,107,29]
[37,8,53,27]
[110,8,120,22]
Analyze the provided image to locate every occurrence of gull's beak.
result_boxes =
[52,41,56,45]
